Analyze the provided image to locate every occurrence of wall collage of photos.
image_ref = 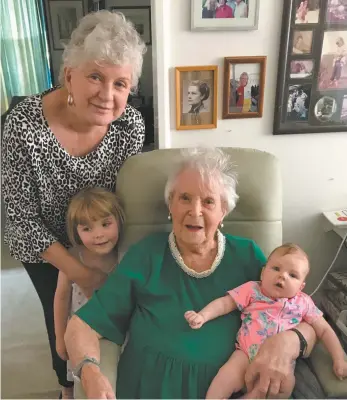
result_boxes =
[274,0,347,134]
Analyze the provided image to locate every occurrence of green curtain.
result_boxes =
[0,0,52,113]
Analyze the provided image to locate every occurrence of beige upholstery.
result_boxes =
[74,148,345,398]
[117,147,282,256]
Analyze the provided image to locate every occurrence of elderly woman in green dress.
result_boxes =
[65,147,316,399]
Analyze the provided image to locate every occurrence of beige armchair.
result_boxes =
[74,148,346,399]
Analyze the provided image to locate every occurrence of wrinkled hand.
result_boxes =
[245,332,296,398]
[79,268,108,299]
[56,338,69,361]
[184,311,205,329]
[81,364,115,399]
[333,359,347,380]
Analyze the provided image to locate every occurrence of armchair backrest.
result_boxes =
[116,147,282,257]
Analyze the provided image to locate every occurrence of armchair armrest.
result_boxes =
[74,339,121,399]
[308,342,347,398]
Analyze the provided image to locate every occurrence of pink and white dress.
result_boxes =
[228,281,322,360]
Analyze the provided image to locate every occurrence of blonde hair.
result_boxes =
[66,187,125,246]
[268,242,310,268]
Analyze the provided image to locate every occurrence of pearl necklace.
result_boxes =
[168,230,225,278]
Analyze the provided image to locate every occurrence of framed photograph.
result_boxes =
[49,0,84,50]
[326,0,347,24]
[295,0,320,24]
[175,66,218,130]
[191,0,259,31]
[274,0,347,134]
[110,6,151,45]
[222,56,266,119]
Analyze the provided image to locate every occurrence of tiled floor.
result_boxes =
[1,245,60,399]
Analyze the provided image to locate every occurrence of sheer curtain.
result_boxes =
[0,0,52,113]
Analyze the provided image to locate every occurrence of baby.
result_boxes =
[185,243,347,399]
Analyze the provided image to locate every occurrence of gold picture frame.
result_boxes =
[223,56,266,119]
[175,65,218,130]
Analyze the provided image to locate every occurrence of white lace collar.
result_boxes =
[168,230,226,278]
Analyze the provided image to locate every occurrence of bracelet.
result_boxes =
[290,328,308,358]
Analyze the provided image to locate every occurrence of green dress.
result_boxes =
[76,232,266,399]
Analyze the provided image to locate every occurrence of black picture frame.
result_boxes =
[274,0,347,135]
[110,6,152,45]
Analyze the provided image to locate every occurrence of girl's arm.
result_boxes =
[185,295,237,329]
[311,316,347,378]
[54,271,73,360]
[42,242,107,298]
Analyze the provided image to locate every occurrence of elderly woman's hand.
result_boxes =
[244,330,299,398]
[81,364,116,399]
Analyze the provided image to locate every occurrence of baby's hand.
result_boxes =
[333,359,347,380]
[184,310,205,329]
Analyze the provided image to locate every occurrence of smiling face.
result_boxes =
[65,61,132,127]
[187,85,203,106]
[169,168,225,249]
[261,251,309,299]
[77,214,119,255]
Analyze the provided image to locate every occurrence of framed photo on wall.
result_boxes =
[48,0,84,50]
[175,65,218,130]
[223,56,266,119]
[191,0,259,31]
[110,6,151,45]
[274,0,347,134]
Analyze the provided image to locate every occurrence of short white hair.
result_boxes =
[59,10,147,87]
[164,147,239,215]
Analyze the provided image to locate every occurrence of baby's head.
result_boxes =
[66,187,125,255]
[261,243,309,299]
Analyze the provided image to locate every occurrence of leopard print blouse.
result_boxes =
[2,88,145,263]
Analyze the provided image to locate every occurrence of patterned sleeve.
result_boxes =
[227,281,255,311]
[2,110,58,260]
[124,107,145,158]
[301,293,323,324]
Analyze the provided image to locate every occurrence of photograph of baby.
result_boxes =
[290,60,314,78]
[229,63,260,113]
[341,95,347,121]
[318,31,347,89]
[292,30,313,54]
[286,84,311,121]
[295,0,320,24]
[202,0,249,19]
[326,0,347,24]
[314,96,337,122]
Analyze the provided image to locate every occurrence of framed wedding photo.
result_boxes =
[274,0,347,134]
[191,0,259,31]
[175,65,218,130]
[222,56,266,119]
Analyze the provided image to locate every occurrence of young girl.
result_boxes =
[185,243,347,399]
[54,187,125,399]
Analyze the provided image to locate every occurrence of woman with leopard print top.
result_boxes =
[2,10,146,395]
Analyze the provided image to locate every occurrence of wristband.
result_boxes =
[290,328,307,358]
[72,356,100,382]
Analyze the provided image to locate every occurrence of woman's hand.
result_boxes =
[244,330,299,398]
[78,267,108,298]
[81,364,116,399]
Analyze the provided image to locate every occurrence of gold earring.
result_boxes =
[67,93,74,106]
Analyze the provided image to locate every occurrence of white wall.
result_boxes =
[154,0,347,292]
